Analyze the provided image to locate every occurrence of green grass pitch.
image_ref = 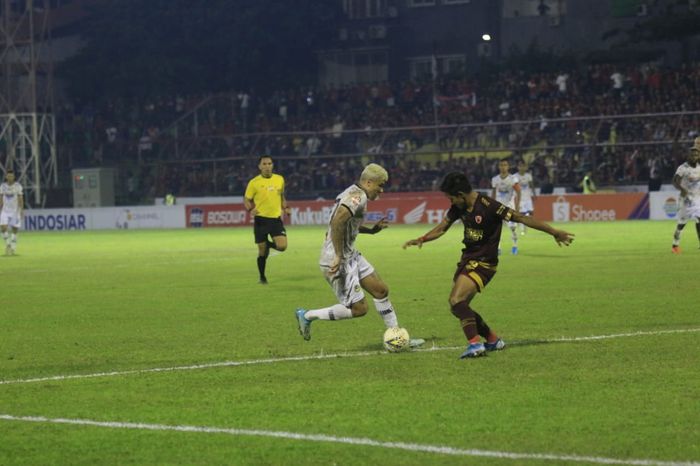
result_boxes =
[0,221,699,465]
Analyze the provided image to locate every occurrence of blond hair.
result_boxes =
[360,163,388,183]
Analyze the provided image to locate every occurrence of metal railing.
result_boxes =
[58,109,700,201]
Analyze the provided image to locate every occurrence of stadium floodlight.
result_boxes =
[482,34,492,41]
[0,0,58,207]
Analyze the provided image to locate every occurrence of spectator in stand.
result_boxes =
[57,61,700,203]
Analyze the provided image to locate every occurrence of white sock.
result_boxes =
[373,297,398,328]
[1,231,8,246]
[10,233,16,249]
[673,225,684,246]
[510,226,518,244]
[305,304,353,321]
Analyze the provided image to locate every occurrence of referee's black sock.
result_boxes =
[257,256,267,280]
[267,240,277,251]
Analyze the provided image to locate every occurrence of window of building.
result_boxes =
[409,58,434,80]
[502,0,566,18]
[408,0,436,7]
[444,55,466,74]
[355,53,370,66]
[319,49,389,87]
[442,0,470,4]
[343,0,388,18]
[611,0,645,17]
[409,54,466,79]
[368,0,387,17]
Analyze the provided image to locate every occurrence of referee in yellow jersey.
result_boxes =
[244,155,290,284]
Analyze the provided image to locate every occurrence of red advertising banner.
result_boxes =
[186,204,251,227]
[533,193,648,222]
[186,192,648,227]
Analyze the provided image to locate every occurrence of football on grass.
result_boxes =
[383,327,410,352]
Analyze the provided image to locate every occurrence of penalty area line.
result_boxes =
[0,414,697,466]
[0,327,698,386]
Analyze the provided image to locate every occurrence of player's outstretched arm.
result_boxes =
[672,174,688,198]
[403,217,451,249]
[511,212,574,247]
[329,206,352,274]
[360,217,388,234]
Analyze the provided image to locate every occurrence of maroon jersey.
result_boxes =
[446,193,515,264]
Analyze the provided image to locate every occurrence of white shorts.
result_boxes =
[520,199,534,214]
[0,211,21,229]
[320,254,375,307]
[678,198,700,223]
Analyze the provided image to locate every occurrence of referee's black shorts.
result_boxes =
[253,216,286,243]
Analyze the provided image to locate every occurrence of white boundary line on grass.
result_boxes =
[0,414,697,466]
[1,327,698,386]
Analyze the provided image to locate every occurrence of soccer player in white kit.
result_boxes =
[671,147,700,253]
[294,163,423,347]
[0,170,24,255]
[491,159,521,254]
[516,160,535,236]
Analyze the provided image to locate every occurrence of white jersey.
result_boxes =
[675,162,700,218]
[320,184,368,267]
[491,174,519,209]
[0,182,23,214]
[516,172,534,212]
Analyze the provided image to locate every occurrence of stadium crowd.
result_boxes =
[57,61,700,201]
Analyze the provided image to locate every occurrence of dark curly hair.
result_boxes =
[439,172,472,196]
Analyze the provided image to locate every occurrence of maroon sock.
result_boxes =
[451,301,479,340]
[473,310,499,342]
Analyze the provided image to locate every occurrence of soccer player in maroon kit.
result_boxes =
[403,172,574,359]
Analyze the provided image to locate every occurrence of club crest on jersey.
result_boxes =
[475,215,482,224]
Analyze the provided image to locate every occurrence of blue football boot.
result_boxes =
[484,338,506,352]
[295,309,311,341]
[459,342,486,359]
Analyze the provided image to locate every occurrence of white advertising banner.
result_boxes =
[23,206,186,231]
[649,192,681,220]
[551,196,571,222]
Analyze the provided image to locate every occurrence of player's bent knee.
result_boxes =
[371,286,388,299]
[351,302,368,317]
[448,292,475,308]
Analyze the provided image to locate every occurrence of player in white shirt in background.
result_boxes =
[491,159,521,255]
[0,170,24,255]
[294,163,424,348]
[515,160,535,236]
[671,147,700,253]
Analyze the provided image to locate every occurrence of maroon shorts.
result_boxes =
[453,259,497,292]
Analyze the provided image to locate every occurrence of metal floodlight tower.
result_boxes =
[0,0,57,206]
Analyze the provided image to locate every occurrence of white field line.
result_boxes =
[0,414,697,466]
[1,327,698,386]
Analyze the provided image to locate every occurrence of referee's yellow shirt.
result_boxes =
[244,174,285,218]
